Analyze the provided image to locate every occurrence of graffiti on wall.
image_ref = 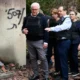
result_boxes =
[5,8,25,30]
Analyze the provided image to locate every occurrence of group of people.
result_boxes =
[22,2,80,80]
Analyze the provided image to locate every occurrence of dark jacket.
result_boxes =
[49,18,60,39]
[22,13,49,43]
[70,20,80,44]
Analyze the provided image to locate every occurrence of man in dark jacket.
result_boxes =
[22,2,49,80]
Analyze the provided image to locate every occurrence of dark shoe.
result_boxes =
[29,75,39,80]
[71,72,80,77]
[68,72,72,75]
[49,71,60,77]
[53,72,60,76]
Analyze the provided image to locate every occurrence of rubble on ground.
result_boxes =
[0,60,79,80]
[0,62,29,80]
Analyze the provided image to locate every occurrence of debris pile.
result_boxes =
[0,60,79,80]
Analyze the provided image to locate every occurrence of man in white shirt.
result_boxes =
[45,6,72,80]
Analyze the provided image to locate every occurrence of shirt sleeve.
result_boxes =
[50,17,72,32]
[22,17,27,31]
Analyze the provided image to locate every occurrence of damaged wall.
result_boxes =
[0,0,26,66]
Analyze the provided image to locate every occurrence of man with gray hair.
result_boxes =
[22,2,49,80]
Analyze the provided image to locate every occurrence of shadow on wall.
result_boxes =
[0,45,17,64]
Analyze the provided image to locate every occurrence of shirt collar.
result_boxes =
[31,12,39,17]
[63,15,69,18]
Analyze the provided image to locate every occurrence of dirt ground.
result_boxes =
[0,55,80,80]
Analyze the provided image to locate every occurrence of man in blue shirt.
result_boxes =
[45,6,72,80]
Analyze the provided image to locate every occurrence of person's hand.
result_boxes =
[78,44,80,51]
[43,43,48,49]
[45,28,51,32]
[22,28,28,34]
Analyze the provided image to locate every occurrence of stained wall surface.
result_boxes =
[0,0,26,66]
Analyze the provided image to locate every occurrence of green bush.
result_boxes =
[26,0,80,15]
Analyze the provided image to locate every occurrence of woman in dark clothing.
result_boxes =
[46,8,60,73]
[69,11,80,77]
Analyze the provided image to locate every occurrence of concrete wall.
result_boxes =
[0,0,26,66]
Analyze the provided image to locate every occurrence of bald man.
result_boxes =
[22,2,49,80]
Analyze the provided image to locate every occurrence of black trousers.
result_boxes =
[55,39,71,80]
[69,43,79,73]
[46,38,60,72]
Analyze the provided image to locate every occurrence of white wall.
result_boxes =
[0,0,26,66]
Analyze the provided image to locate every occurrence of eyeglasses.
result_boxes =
[32,9,38,10]
[70,14,75,15]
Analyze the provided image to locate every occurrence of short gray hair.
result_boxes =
[31,2,40,9]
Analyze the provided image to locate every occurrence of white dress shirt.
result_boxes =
[50,15,72,32]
